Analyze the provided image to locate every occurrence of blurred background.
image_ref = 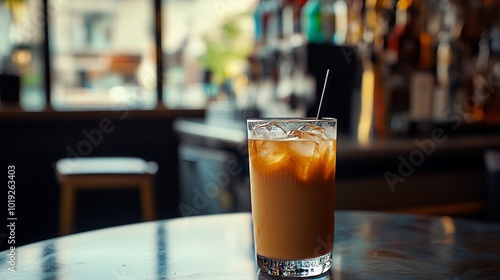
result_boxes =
[1,0,500,248]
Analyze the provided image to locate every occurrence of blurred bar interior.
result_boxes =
[1,0,500,246]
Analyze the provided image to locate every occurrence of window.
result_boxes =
[0,0,45,110]
[50,0,156,110]
[1,0,257,111]
[161,0,256,109]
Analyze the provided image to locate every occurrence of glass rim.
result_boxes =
[247,117,337,123]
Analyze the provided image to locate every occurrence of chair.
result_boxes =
[55,157,157,235]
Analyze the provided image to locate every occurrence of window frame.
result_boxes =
[41,0,164,111]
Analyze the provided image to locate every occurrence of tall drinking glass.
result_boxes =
[247,118,337,277]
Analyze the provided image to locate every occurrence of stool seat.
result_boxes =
[56,157,157,236]
[56,157,157,175]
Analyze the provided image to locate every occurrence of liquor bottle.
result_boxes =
[332,0,348,45]
[321,0,335,43]
[282,0,295,40]
[346,0,363,45]
[485,27,500,122]
[253,0,266,47]
[385,0,402,65]
[373,0,396,137]
[396,0,420,70]
[266,0,283,46]
[410,33,435,123]
[259,0,271,46]
[481,27,500,123]
[433,0,466,123]
[355,0,392,138]
[433,33,451,123]
[386,0,418,134]
[295,0,309,35]
[301,0,324,43]
[409,0,435,124]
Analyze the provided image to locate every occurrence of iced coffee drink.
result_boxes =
[247,118,337,277]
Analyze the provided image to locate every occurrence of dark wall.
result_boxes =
[0,110,203,250]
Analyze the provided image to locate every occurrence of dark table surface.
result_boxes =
[1,211,500,279]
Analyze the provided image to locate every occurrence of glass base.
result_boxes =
[257,251,333,277]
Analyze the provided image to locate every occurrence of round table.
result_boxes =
[1,211,500,279]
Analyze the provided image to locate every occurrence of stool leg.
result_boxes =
[59,182,75,235]
[140,177,155,221]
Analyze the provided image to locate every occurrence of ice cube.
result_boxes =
[251,121,287,139]
[288,129,323,142]
[324,126,336,139]
[289,139,320,180]
[258,141,287,165]
[288,139,319,158]
[297,123,328,139]
[286,129,301,139]
[319,140,334,160]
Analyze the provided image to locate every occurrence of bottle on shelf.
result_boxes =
[251,0,500,134]
[385,0,418,134]
[301,0,324,43]
[265,0,283,46]
[357,0,394,138]
[253,0,265,47]
[346,0,363,46]
[432,0,467,124]
[409,0,435,125]
[282,0,295,40]
[475,26,500,123]
[332,0,348,45]
[321,0,335,44]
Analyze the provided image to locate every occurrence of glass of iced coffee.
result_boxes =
[247,118,337,277]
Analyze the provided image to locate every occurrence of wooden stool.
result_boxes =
[55,157,157,235]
